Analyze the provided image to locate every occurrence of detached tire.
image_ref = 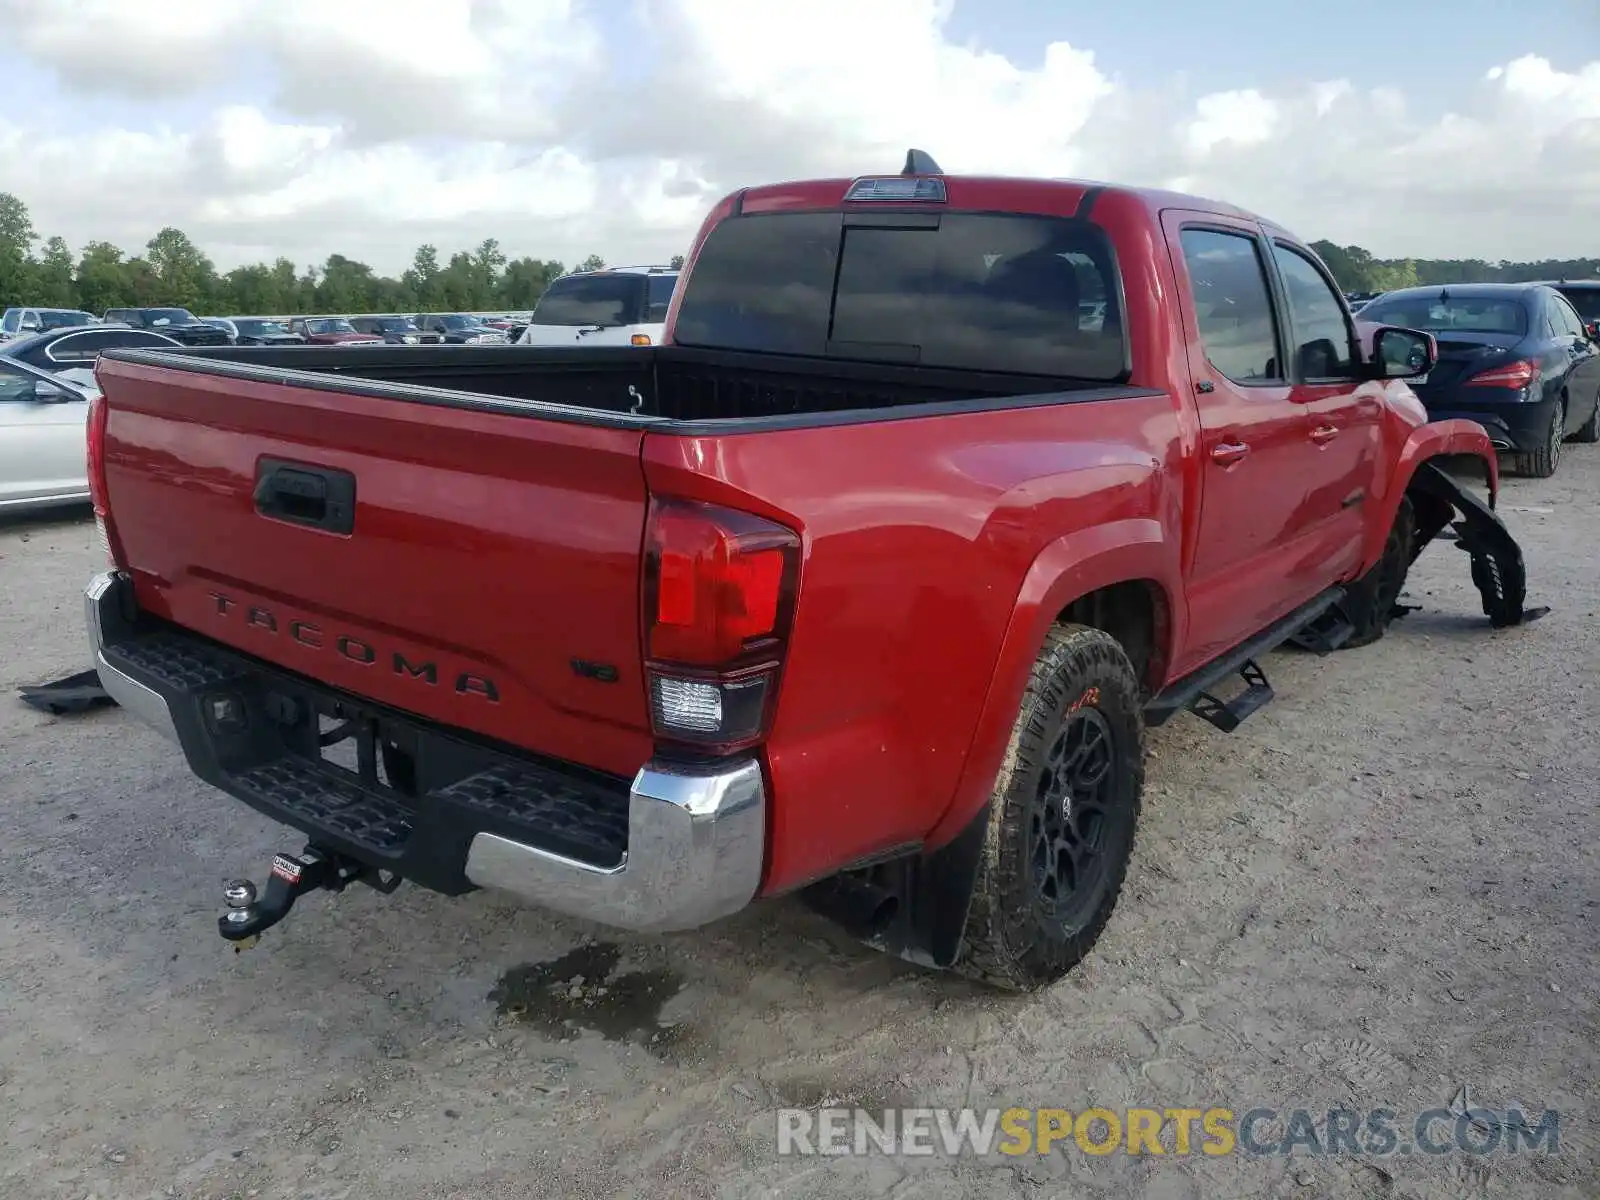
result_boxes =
[955,624,1144,991]
[1340,495,1416,649]
[1515,400,1563,478]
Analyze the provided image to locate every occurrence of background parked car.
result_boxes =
[1359,283,1600,477]
[415,313,508,344]
[0,354,97,511]
[102,307,233,346]
[288,317,385,346]
[205,317,306,345]
[0,325,181,374]
[348,315,438,344]
[0,307,98,343]
[518,265,679,346]
[1548,280,1600,338]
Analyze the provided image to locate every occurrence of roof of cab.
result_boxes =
[730,148,1270,227]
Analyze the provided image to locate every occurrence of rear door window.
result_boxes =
[1550,295,1586,339]
[534,275,647,328]
[45,330,173,365]
[1177,229,1283,384]
[672,211,1127,379]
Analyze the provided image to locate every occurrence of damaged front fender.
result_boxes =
[1406,460,1546,628]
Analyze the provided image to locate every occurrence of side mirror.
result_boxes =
[1367,325,1436,380]
[1587,321,1599,341]
[32,378,76,402]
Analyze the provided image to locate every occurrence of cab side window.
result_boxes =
[1178,229,1283,385]
[1271,244,1357,380]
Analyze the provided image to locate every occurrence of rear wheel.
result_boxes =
[955,624,1144,991]
[1341,496,1416,649]
[1572,394,1600,444]
[1515,400,1563,478]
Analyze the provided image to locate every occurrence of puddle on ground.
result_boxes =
[490,942,686,1056]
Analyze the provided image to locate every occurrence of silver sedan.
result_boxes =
[0,356,99,512]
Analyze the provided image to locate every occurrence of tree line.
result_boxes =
[1308,241,1598,294]
[0,190,1590,317]
[0,192,686,318]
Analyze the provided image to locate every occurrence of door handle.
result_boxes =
[1211,440,1250,466]
[254,458,356,534]
[1310,424,1340,444]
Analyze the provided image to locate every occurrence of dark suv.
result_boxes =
[102,307,232,346]
[414,313,508,344]
[1550,281,1600,338]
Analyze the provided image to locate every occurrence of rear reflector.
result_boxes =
[844,176,947,203]
[631,333,652,346]
[1465,359,1539,389]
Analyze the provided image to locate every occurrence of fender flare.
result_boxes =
[1359,419,1499,573]
[922,517,1180,851]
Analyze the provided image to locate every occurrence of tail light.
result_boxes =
[643,498,801,754]
[1465,359,1539,389]
[85,389,127,568]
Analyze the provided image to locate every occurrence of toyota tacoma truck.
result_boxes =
[84,153,1539,990]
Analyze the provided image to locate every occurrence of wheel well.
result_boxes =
[1056,579,1168,698]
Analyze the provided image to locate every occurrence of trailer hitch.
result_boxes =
[219,846,399,951]
[1407,460,1549,627]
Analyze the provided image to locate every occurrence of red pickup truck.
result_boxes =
[85,154,1536,990]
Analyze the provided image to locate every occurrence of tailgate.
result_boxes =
[95,356,654,777]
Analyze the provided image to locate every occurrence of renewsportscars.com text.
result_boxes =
[775,1106,1562,1159]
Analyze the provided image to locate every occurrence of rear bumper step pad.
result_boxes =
[85,571,764,932]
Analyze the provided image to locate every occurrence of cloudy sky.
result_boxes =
[0,0,1595,275]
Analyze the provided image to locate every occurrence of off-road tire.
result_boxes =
[954,624,1144,991]
[1515,400,1563,478]
[1572,394,1600,444]
[1340,496,1416,649]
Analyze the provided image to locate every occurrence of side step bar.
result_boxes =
[1188,659,1273,733]
[1145,587,1344,731]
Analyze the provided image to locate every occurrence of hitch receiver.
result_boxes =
[219,846,400,950]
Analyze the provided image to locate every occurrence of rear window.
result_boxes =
[1360,295,1528,337]
[40,310,92,329]
[534,275,648,328]
[671,211,1126,379]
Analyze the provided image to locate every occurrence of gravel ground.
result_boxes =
[1,450,1596,1200]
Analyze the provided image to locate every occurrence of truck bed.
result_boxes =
[99,343,1139,428]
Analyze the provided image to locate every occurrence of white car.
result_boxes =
[518,266,680,347]
[0,355,99,511]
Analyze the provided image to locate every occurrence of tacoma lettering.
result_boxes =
[203,593,498,702]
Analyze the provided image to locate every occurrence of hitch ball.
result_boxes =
[223,879,257,908]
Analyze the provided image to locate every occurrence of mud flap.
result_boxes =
[1406,461,1549,627]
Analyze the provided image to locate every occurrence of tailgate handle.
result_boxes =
[254,458,356,535]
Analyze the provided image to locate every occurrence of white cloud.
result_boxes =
[1184,89,1280,156]
[0,1,1592,274]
